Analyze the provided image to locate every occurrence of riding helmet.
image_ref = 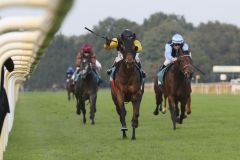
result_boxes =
[81,43,92,53]
[172,33,184,44]
[121,29,136,39]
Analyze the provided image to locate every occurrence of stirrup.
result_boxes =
[142,71,146,78]
[107,69,112,75]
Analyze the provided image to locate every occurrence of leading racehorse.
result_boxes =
[153,48,193,130]
[75,53,99,125]
[111,36,144,140]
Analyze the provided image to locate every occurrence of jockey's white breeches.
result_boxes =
[114,51,140,63]
[96,60,102,70]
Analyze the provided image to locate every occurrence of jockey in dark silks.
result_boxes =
[71,43,103,85]
[66,66,74,85]
[66,66,74,78]
[104,29,146,78]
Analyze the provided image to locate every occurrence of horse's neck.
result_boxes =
[171,63,183,78]
[119,62,135,76]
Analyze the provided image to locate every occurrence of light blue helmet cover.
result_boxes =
[172,34,184,44]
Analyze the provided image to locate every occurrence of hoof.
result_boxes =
[122,135,127,139]
[76,110,81,115]
[83,119,86,124]
[161,110,167,114]
[153,110,159,115]
[187,111,191,115]
[91,121,95,125]
[131,137,136,140]
[176,118,181,124]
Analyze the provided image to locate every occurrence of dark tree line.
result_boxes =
[24,12,240,90]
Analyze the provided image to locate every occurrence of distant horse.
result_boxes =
[66,76,74,101]
[111,37,144,140]
[75,53,98,124]
[153,48,192,130]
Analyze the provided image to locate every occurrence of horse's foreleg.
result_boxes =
[89,94,97,125]
[168,96,177,130]
[179,99,187,124]
[175,100,179,117]
[186,96,191,115]
[76,99,81,115]
[82,101,86,124]
[131,98,141,140]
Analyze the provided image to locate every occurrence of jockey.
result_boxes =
[71,43,103,85]
[66,66,74,84]
[159,33,191,71]
[66,66,74,78]
[104,29,146,78]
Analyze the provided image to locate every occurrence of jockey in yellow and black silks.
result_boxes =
[104,29,146,78]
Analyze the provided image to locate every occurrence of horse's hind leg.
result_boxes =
[89,94,97,125]
[161,96,167,114]
[168,96,177,130]
[153,91,162,115]
[68,91,70,101]
[153,93,162,115]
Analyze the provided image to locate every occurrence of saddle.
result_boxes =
[157,63,174,86]
[110,61,145,90]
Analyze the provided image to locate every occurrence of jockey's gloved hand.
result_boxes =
[172,57,178,61]
[105,37,112,46]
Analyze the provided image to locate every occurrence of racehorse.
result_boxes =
[111,37,144,140]
[75,53,99,125]
[66,77,74,101]
[153,48,192,130]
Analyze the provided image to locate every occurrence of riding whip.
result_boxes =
[192,65,205,75]
[84,27,117,42]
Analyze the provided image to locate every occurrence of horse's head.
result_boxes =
[176,48,193,81]
[119,36,137,69]
[79,53,92,79]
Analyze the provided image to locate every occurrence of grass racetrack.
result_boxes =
[4,89,240,160]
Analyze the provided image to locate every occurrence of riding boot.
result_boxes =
[159,65,166,71]
[93,69,103,85]
[107,63,115,75]
[136,62,146,78]
[72,68,80,84]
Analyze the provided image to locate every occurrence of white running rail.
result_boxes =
[0,0,74,159]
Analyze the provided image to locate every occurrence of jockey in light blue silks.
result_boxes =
[159,33,191,71]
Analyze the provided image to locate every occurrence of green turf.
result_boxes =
[4,89,240,160]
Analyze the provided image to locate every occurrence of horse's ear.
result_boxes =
[132,33,136,40]
[134,46,138,51]
[121,34,125,40]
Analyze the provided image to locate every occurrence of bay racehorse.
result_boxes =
[111,37,144,140]
[66,76,74,101]
[153,48,193,130]
[75,53,98,125]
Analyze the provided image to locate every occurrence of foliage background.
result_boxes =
[24,12,240,89]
